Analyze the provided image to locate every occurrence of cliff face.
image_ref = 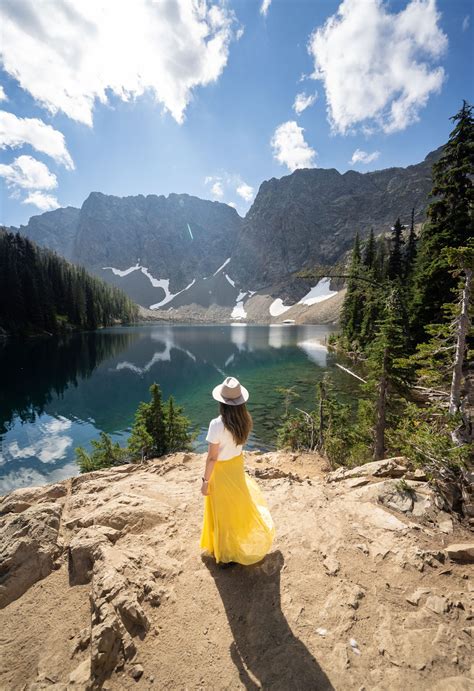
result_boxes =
[232,148,441,288]
[73,192,242,295]
[10,147,442,313]
[0,451,472,690]
[11,206,81,260]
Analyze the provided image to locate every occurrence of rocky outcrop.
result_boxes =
[232,147,442,288]
[0,450,473,690]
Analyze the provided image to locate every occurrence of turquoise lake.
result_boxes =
[0,324,360,494]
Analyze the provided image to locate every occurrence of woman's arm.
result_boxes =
[201,442,219,496]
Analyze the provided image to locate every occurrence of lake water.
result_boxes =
[0,324,359,494]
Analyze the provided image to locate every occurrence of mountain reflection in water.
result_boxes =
[0,324,356,494]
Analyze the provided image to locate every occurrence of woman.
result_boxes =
[200,376,275,566]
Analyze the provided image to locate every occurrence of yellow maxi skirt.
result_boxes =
[200,453,275,565]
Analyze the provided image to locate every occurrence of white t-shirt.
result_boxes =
[206,415,243,461]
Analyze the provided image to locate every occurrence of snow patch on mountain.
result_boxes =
[269,278,338,316]
[150,279,196,309]
[103,263,141,277]
[269,299,292,316]
[231,291,247,319]
[213,257,231,275]
[298,277,338,305]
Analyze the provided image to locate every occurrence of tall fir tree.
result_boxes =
[387,218,405,280]
[409,101,474,344]
[404,208,418,279]
[128,383,167,459]
[340,232,364,347]
[363,228,376,269]
[363,285,412,459]
[165,396,194,453]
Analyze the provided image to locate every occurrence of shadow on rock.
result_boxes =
[203,550,333,690]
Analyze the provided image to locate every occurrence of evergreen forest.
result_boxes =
[0,229,138,336]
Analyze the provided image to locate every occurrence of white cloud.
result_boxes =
[0,110,74,169]
[0,1,239,126]
[462,15,470,31]
[211,180,224,198]
[0,155,57,190]
[350,148,380,165]
[228,201,238,209]
[205,173,254,206]
[293,91,318,115]
[22,191,60,211]
[0,85,7,102]
[260,0,272,17]
[236,182,254,202]
[308,0,448,134]
[271,121,317,171]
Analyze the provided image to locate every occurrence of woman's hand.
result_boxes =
[201,443,218,497]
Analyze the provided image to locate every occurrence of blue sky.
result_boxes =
[0,0,473,228]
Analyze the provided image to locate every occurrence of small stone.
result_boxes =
[316,627,328,636]
[348,586,366,609]
[346,477,371,488]
[355,543,369,555]
[406,588,431,606]
[323,556,340,576]
[438,517,453,534]
[130,664,144,680]
[425,595,449,614]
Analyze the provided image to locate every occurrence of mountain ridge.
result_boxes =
[8,145,443,317]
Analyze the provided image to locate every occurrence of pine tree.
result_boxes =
[409,101,474,344]
[364,285,412,459]
[404,208,417,279]
[165,396,193,452]
[374,234,388,281]
[363,228,376,269]
[128,383,167,459]
[340,232,364,348]
[75,432,128,473]
[387,218,405,280]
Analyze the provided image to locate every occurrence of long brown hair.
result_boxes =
[219,402,253,445]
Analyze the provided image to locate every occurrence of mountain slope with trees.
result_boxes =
[0,229,138,336]
[278,102,473,521]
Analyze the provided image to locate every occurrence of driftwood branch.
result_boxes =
[335,363,367,383]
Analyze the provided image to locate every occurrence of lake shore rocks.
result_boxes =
[0,451,473,690]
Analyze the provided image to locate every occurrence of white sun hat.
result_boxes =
[212,376,249,405]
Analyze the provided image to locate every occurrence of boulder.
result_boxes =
[68,659,92,687]
[446,543,474,562]
[68,526,121,585]
[327,457,408,483]
[0,502,63,607]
